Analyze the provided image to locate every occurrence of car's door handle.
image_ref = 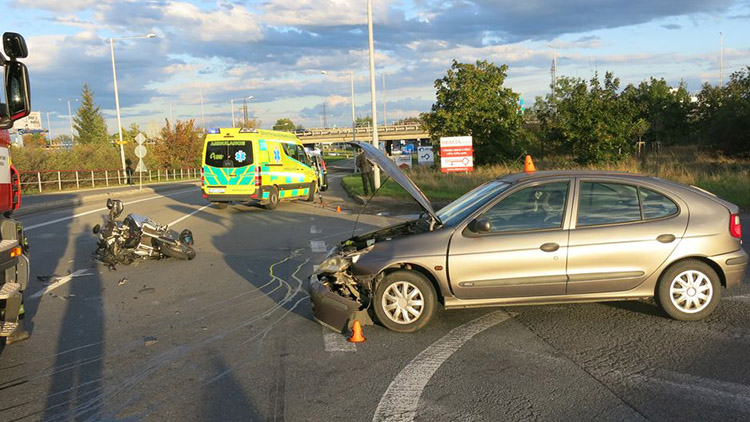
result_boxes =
[540,242,560,252]
[657,234,676,243]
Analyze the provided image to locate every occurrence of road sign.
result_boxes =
[440,136,473,173]
[134,144,147,158]
[395,154,412,169]
[417,146,434,165]
[135,133,146,144]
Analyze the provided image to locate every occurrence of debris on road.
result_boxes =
[36,274,58,282]
[118,278,128,286]
[144,336,157,347]
[138,287,156,294]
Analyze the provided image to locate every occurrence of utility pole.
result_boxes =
[200,87,206,131]
[549,45,557,93]
[382,74,387,126]
[322,101,327,128]
[367,0,380,188]
[719,32,724,87]
[243,98,248,124]
[46,112,52,142]
[351,70,356,142]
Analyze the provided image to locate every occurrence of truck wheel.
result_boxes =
[657,260,721,321]
[306,182,317,202]
[265,186,279,210]
[373,270,437,333]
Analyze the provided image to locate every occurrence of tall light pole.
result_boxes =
[58,98,78,142]
[351,70,356,142]
[230,96,253,127]
[382,74,387,126]
[46,112,52,142]
[367,0,380,188]
[719,32,724,87]
[110,33,156,172]
[200,87,206,131]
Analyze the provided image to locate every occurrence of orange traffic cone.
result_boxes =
[523,155,536,173]
[348,320,366,343]
[336,205,342,213]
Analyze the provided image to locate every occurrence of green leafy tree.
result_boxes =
[355,116,372,127]
[154,119,203,169]
[534,72,637,164]
[73,84,109,145]
[423,60,525,165]
[273,118,296,131]
[22,133,47,148]
[237,117,260,129]
[620,78,693,146]
[696,67,750,155]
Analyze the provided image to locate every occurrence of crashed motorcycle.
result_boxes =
[93,198,195,265]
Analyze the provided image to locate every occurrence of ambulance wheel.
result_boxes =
[265,186,279,210]
[212,202,228,210]
[306,182,317,202]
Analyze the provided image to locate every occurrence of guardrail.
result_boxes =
[295,124,423,138]
[18,168,202,194]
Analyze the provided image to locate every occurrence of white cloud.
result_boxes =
[12,0,99,13]
[260,0,393,27]
[161,2,263,42]
[326,95,350,107]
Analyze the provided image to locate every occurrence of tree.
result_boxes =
[696,67,750,155]
[355,116,372,127]
[533,72,638,164]
[22,133,47,148]
[154,119,203,169]
[273,118,295,131]
[620,78,693,146]
[423,60,525,165]
[237,117,260,129]
[73,84,109,145]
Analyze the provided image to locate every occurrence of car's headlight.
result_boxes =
[317,256,350,273]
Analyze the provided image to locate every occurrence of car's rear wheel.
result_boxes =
[373,270,436,333]
[264,186,279,210]
[657,260,721,321]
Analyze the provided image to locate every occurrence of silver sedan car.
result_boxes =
[311,143,747,333]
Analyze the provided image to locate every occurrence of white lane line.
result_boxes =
[372,311,512,422]
[310,225,321,234]
[322,327,356,352]
[167,204,211,227]
[310,240,327,253]
[28,269,94,299]
[24,188,197,231]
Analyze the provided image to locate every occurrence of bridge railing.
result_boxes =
[18,168,202,194]
[294,124,423,138]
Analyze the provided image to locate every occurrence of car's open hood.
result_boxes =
[350,141,441,225]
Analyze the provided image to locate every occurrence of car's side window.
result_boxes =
[577,182,641,226]
[640,187,678,219]
[482,182,569,233]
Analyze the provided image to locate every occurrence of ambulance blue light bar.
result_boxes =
[207,128,221,134]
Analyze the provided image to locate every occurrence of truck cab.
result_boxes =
[0,32,31,343]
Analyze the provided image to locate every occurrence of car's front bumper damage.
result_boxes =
[309,248,375,333]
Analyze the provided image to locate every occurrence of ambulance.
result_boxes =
[201,128,318,210]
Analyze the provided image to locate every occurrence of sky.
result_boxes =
[1,0,749,137]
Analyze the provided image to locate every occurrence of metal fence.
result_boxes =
[18,168,202,193]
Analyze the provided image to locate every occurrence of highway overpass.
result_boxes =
[295,124,429,144]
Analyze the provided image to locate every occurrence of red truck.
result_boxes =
[0,32,31,345]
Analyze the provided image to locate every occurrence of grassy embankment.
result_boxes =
[342,148,750,209]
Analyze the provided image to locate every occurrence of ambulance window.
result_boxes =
[205,141,253,167]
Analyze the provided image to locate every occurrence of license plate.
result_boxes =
[208,188,225,193]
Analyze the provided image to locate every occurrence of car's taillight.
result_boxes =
[200,175,204,186]
[730,213,742,239]
[255,166,262,187]
[321,159,327,171]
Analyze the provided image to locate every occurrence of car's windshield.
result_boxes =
[436,180,511,226]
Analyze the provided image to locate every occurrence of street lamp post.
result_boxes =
[367,0,380,188]
[58,98,78,142]
[351,70,356,142]
[230,96,253,127]
[110,33,156,173]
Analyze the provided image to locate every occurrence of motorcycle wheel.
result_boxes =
[161,243,196,260]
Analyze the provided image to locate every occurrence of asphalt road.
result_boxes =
[2,185,750,422]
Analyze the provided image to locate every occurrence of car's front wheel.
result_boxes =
[373,270,437,332]
[657,260,721,321]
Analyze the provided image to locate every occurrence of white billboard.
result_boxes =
[14,111,43,131]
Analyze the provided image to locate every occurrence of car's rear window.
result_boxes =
[205,141,253,168]
[577,182,641,226]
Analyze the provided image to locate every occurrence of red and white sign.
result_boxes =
[440,136,473,173]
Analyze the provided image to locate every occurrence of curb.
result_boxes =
[16,181,200,217]
[339,177,366,205]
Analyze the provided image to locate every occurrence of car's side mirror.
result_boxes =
[468,218,491,233]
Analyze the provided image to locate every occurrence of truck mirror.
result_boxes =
[3,32,28,59]
[4,61,30,121]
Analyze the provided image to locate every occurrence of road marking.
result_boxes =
[310,225,321,234]
[24,189,196,231]
[166,204,211,227]
[310,240,327,253]
[322,327,356,352]
[28,269,94,299]
[726,294,750,301]
[372,311,512,422]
